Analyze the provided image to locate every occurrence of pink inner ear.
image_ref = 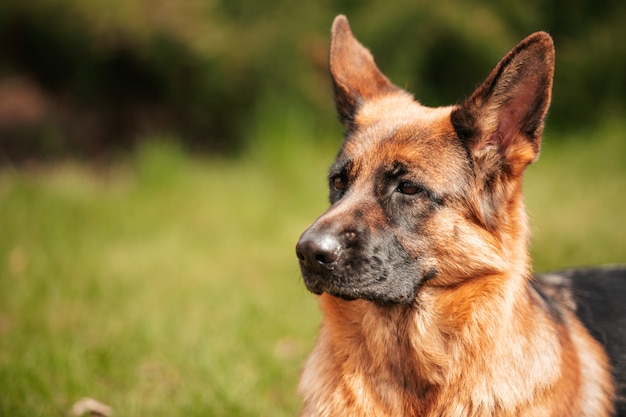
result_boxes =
[458,32,554,162]
[492,69,547,150]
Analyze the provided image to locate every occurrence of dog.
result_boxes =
[295,15,626,416]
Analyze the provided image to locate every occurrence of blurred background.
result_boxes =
[1,0,625,160]
[0,0,624,416]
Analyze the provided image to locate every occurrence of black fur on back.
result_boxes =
[534,266,626,416]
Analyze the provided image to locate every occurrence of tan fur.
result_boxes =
[297,15,614,416]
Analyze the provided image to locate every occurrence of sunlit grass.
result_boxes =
[0,121,624,416]
[526,119,626,271]
[0,139,331,417]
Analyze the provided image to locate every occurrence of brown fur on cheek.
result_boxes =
[421,206,509,286]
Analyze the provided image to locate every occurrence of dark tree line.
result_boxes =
[0,0,624,161]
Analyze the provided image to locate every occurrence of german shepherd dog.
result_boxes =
[295,15,626,416]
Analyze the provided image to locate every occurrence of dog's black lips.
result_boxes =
[300,261,430,305]
[330,292,358,301]
[301,270,358,301]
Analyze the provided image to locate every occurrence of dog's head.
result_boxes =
[296,15,555,305]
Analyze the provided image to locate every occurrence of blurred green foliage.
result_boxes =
[0,0,625,159]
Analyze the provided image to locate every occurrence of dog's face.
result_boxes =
[296,16,555,305]
[297,99,474,304]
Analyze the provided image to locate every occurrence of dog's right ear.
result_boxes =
[451,32,555,177]
[329,15,400,128]
[451,32,554,228]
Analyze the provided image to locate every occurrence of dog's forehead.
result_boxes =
[341,96,468,190]
[348,96,458,153]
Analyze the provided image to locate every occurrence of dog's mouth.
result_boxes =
[300,267,421,304]
[301,271,358,301]
[324,291,357,301]
[298,256,436,305]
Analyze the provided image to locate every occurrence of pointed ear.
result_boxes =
[451,32,555,176]
[329,15,400,127]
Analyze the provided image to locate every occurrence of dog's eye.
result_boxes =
[332,176,346,191]
[396,181,423,195]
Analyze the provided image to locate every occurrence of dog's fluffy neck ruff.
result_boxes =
[300,279,566,416]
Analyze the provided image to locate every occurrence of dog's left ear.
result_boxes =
[452,32,555,177]
[329,15,401,128]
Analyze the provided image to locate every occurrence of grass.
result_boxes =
[0,120,624,416]
[526,119,626,270]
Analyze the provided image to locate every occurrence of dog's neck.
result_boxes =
[300,268,566,415]
[493,184,533,275]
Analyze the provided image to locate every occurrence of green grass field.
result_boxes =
[1,121,624,416]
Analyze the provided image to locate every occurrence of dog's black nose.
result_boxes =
[296,231,341,272]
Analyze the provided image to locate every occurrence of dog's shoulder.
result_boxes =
[534,266,626,415]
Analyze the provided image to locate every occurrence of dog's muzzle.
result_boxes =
[295,224,364,301]
[296,229,341,274]
[295,221,423,304]
[295,223,353,298]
